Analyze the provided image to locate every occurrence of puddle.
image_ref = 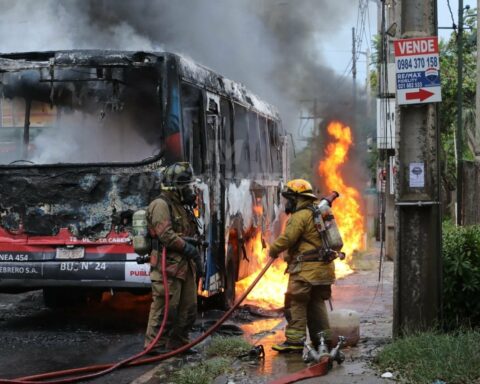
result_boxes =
[239,317,306,379]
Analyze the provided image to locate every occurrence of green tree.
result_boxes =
[439,9,477,197]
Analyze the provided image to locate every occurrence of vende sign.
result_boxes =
[394,36,442,105]
[394,37,438,56]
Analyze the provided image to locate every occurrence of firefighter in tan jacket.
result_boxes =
[144,162,202,354]
[270,179,335,353]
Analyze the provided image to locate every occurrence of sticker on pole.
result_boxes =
[409,162,425,188]
[394,37,442,105]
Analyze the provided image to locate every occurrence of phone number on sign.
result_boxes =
[397,56,438,71]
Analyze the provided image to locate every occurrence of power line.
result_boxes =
[446,0,458,33]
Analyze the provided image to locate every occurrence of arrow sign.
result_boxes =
[405,88,434,101]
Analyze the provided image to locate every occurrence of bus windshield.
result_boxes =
[0,66,162,165]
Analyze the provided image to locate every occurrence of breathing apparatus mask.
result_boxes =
[284,197,297,214]
[281,179,318,214]
[179,184,197,207]
[162,162,198,206]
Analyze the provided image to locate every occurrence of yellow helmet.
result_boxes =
[282,179,317,199]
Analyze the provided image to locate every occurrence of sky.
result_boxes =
[438,0,476,39]
[323,1,377,87]
[327,0,477,83]
[0,0,474,147]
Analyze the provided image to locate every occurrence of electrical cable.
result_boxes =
[0,257,275,384]
[446,0,458,33]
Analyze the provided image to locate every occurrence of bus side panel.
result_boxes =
[0,245,152,290]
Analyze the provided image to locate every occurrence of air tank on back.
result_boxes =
[132,209,151,256]
[317,191,344,251]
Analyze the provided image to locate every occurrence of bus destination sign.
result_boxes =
[394,36,442,105]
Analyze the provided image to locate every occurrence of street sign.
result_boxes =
[394,37,442,105]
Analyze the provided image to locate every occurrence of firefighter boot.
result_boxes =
[271,340,304,353]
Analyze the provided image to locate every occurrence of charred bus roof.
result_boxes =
[0,50,280,120]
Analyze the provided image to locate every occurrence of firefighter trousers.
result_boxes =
[144,269,197,350]
[284,275,331,346]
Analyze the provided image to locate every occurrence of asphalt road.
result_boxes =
[0,290,156,383]
[0,249,393,384]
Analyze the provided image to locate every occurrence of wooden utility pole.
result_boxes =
[456,0,464,225]
[477,0,480,159]
[475,0,480,161]
[352,27,357,125]
[393,0,442,335]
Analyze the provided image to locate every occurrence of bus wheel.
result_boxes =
[42,288,87,308]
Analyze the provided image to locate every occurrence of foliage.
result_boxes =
[160,337,252,384]
[439,9,477,198]
[376,330,480,384]
[170,357,231,384]
[443,222,480,327]
[205,336,251,357]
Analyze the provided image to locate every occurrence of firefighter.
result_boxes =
[270,179,335,353]
[144,162,202,354]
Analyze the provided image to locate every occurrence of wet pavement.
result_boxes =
[0,248,393,384]
[146,249,393,384]
[232,251,394,384]
[0,291,154,383]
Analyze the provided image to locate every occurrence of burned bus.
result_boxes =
[0,50,288,306]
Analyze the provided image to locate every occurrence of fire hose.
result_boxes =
[0,253,276,384]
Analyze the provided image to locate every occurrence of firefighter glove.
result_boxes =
[183,242,204,278]
[269,250,279,259]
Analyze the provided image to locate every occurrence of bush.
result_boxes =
[376,330,480,384]
[443,222,480,326]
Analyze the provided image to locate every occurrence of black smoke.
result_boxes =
[0,0,358,136]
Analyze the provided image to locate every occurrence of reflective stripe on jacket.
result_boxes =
[269,197,335,285]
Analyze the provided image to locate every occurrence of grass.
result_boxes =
[205,336,252,357]
[159,337,252,384]
[171,357,231,384]
[375,330,480,384]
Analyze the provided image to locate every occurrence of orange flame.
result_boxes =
[318,121,365,270]
[235,120,365,309]
[235,230,288,309]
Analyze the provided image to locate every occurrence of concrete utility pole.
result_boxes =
[393,0,442,335]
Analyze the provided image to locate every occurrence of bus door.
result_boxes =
[202,91,226,296]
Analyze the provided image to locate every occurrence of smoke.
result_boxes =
[0,0,356,137]
[29,111,159,164]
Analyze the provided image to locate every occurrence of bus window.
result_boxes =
[233,104,250,178]
[247,111,261,175]
[258,116,271,175]
[220,98,234,179]
[181,83,204,175]
[0,67,162,164]
[269,120,282,176]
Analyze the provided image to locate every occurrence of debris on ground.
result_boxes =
[240,305,284,318]
[380,371,393,379]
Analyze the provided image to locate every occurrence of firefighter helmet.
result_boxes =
[162,162,195,187]
[282,179,317,199]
